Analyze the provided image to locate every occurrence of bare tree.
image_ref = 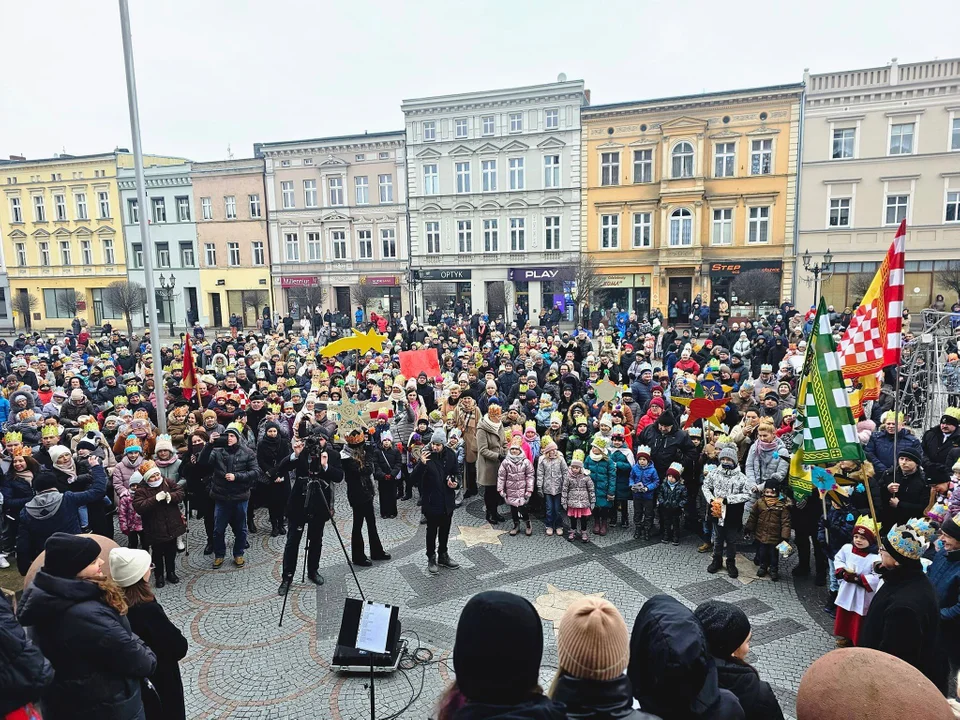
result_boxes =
[11,291,38,331]
[422,283,449,311]
[935,262,960,304]
[55,289,84,319]
[104,280,147,336]
[846,273,874,307]
[351,283,382,317]
[558,253,605,324]
[730,269,782,317]
[240,290,268,323]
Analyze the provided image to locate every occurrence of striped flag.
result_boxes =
[181,334,198,400]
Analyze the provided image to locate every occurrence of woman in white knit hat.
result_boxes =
[109,547,188,720]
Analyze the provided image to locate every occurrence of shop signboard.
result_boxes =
[280,276,319,288]
[418,269,472,281]
[362,275,399,286]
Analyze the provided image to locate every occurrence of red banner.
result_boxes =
[399,349,441,381]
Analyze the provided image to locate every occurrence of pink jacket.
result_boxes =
[497,456,534,507]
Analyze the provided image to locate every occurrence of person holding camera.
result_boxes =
[340,430,391,567]
[277,428,343,595]
[412,428,461,575]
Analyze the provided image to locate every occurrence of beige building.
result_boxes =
[799,58,960,313]
[190,158,271,327]
[256,132,408,319]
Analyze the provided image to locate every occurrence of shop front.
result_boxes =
[418,268,472,316]
[708,260,782,321]
[361,275,403,316]
[595,272,653,318]
[507,267,572,320]
[280,276,321,320]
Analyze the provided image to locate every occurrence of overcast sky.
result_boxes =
[2,0,956,163]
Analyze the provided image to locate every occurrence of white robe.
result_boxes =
[834,544,881,617]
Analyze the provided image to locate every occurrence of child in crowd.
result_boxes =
[703,443,752,579]
[832,516,881,647]
[498,436,535,537]
[537,438,568,536]
[818,493,856,614]
[562,450,595,543]
[584,436,615,536]
[609,426,635,529]
[446,428,465,508]
[630,445,660,540]
[658,462,688,546]
[745,481,791,581]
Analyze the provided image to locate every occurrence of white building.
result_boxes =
[402,79,588,321]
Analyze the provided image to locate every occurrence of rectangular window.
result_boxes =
[248,194,261,218]
[379,152,389,160]
[750,139,772,175]
[711,208,732,245]
[355,154,365,162]
[952,118,960,151]
[601,152,620,186]
[328,177,343,206]
[75,193,87,220]
[39,242,50,266]
[81,239,92,265]
[455,118,468,138]
[425,221,441,254]
[103,238,115,265]
[508,158,525,190]
[152,197,166,223]
[332,230,347,259]
[544,216,561,250]
[228,242,240,266]
[381,228,397,258]
[946,191,960,222]
[670,212,692,246]
[252,241,264,266]
[832,128,856,159]
[889,123,915,155]
[180,241,195,267]
[601,214,619,249]
[304,179,318,208]
[885,194,909,225]
[355,176,369,205]
[829,198,851,227]
[423,120,436,141]
[481,160,497,192]
[482,116,495,136]
[33,195,46,222]
[60,241,71,265]
[284,232,300,262]
[358,229,373,259]
[204,243,217,266]
[201,197,212,219]
[457,220,473,253]
[483,219,499,253]
[281,181,295,209]
[156,242,170,268]
[748,206,770,243]
[176,196,191,221]
[54,194,67,221]
[15,242,26,266]
[127,198,139,224]
[423,164,439,195]
[9,197,22,223]
[307,232,322,262]
[378,174,393,203]
[633,149,653,183]
[509,217,525,251]
[456,162,471,194]
[98,191,111,218]
[714,143,735,177]
[509,112,523,133]
[545,108,559,130]
[544,154,560,188]
[221,195,235,220]
[43,288,78,320]
[304,158,314,166]
[633,212,652,248]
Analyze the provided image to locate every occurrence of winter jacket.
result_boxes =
[112,455,144,499]
[133,477,187,545]
[0,592,53,716]
[536,454,568,497]
[562,469,596,511]
[0,468,34,516]
[372,444,403,485]
[713,656,784,720]
[550,673,659,720]
[817,505,855,557]
[921,426,960,486]
[637,424,696,480]
[657,478,688,510]
[198,439,259,502]
[16,572,157,720]
[388,399,415,451]
[702,466,752,527]
[453,695,568,720]
[610,447,635,500]
[865,428,921,475]
[59,398,96,426]
[744,439,788,490]
[477,418,506,488]
[340,448,377,507]
[498,456,534,507]
[745,497,791,544]
[629,464,660,501]
[584,453,615,508]
[879,466,929,526]
[565,431,591,464]
[277,449,343,524]
[411,447,458,516]
[16,465,108,575]
[455,404,481,463]
[126,600,188,720]
[928,548,960,646]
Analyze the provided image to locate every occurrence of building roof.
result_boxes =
[401,79,586,112]
[0,150,191,168]
[582,83,804,116]
[254,131,404,154]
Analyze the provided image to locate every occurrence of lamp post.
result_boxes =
[158,273,176,338]
[802,248,834,306]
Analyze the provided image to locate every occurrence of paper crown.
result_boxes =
[113,395,128,406]
[41,425,60,438]
[611,425,625,438]
[102,368,115,378]
[599,413,614,428]
[268,403,282,414]
[138,460,159,479]
[853,515,880,540]
[591,436,608,451]
[880,410,905,424]
[125,385,140,395]
[667,462,685,478]
[82,420,99,433]
[524,420,536,432]
[636,444,652,460]
[17,410,34,421]
[10,445,32,457]
[539,393,553,406]
[944,407,960,421]
[571,449,585,465]
[549,411,563,424]
[509,435,524,449]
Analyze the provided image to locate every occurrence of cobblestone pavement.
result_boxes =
[157,497,836,720]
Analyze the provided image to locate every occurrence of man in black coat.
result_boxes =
[0,592,53,717]
[920,412,960,488]
[411,428,461,575]
[638,412,697,482]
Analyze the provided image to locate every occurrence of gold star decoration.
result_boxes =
[534,583,605,635]
[455,524,507,548]
[332,400,369,438]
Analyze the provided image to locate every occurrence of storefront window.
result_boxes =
[514,281,529,313]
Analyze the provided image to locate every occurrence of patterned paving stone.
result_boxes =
[675,577,740,604]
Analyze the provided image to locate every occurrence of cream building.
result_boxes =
[799,57,960,313]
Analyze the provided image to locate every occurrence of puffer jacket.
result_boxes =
[341,447,377,507]
[714,656,785,720]
[702,465,752,526]
[584,452,615,508]
[0,591,53,716]
[744,439,788,490]
[111,455,143,499]
[745,497,791,544]
[197,439,259,502]
[498,455,534,507]
[476,417,506,488]
[536,454,568,497]
[610,447,635,500]
[562,469,596,511]
[59,398,96,426]
[629,463,660,501]
[133,477,187,544]
[551,673,660,720]
[658,478,688,510]
[865,428,921,475]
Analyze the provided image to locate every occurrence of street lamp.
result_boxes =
[801,248,833,306]
[158,273,176,338]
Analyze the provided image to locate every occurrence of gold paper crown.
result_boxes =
[41,425,60,438]
[4,431,23,443]
[11,445,33,458]
[853,515,880,538]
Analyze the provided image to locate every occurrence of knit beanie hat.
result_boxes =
[77,431,99,453]
[430,428,447,445]
[658,411,676,427]
[942,513,960,542]
[694,600,751,658]
[557,597,629,682]
[124,434,142,454]
[666,462,684,479]
[47,445,72,465]
[636,445,651,461]
[542,439,558,454]
[42,532,101,578]
[70,388,85,402]
[109,547,151,588]
[718,445,738,464]
[154,433,175,454]
[453,591,543,704]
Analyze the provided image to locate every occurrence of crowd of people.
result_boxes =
[2,296,960,719]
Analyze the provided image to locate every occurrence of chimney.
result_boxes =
[584,89,591,106]
[8,155,25,161]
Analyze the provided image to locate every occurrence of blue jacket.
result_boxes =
[865,429,921,475]
[584,455,615,508]
[0,396,9,425]
[629,463,660,501]
[610,448,634,500]
[817,505,856,557]
[928,548,960,625]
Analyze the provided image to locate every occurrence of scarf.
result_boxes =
[16,470,34,486]
[57,456,78,483]
[154,454,177,468]
[508,450,525,465]
[757,438,779,452]
[146,476,163,488]
[122,455,143,470]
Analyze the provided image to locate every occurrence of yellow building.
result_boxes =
[581,85,803,320]
[0,151,185,331]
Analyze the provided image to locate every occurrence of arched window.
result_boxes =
[669,208,693,246]
[671,142,694,178]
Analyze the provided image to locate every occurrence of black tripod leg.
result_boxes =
[278,578,290,627]
[302,536,309,584]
